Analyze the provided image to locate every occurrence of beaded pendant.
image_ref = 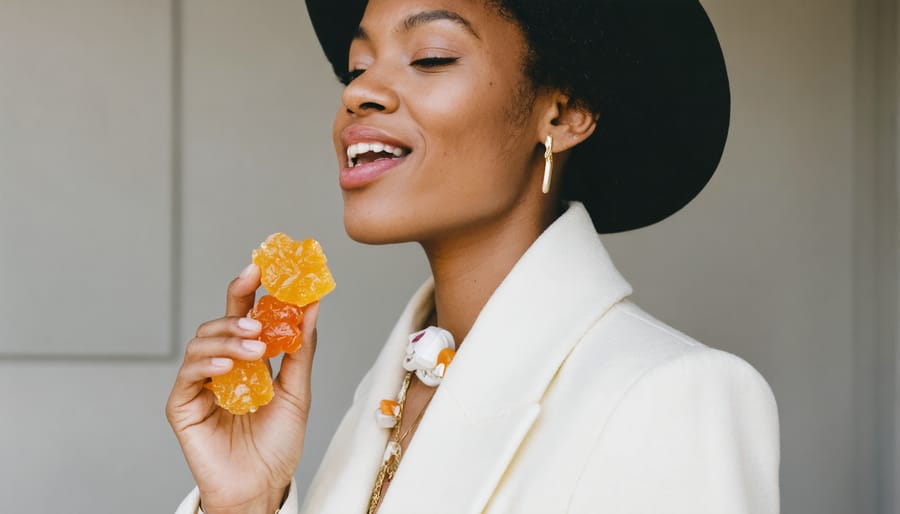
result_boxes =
[368,326,457,512]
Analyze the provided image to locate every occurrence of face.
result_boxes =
[332,0,548,245]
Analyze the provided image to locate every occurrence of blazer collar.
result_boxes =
[434,204,630,417]
[306,202,632,514]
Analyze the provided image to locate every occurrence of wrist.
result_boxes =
[199,485,289,514]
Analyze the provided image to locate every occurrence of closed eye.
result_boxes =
[340,57,459,85]
[412,57,459,69]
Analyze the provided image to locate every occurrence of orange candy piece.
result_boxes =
[206,233,335,415]
[250,295,305,358]
[205,359,274,415]
[252,234,336,307]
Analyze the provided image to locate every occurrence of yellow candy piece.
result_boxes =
[205,359,274,415]
[252,234,336,307]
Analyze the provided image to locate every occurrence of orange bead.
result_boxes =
[250,295,304,358]
[205,359,274,415]
[380,399,400,417]
[252,234,336,307]
[437,348,455,367]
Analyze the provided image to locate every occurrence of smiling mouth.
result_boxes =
[346,142,412,168]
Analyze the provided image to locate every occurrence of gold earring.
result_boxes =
[542,135,553,194]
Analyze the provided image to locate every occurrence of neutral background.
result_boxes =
[0,0,897,512]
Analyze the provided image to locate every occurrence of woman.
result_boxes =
[169,0,780,512]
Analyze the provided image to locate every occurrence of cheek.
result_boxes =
[411,76,533,190]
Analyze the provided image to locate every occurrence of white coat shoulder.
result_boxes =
[561,301,780,514]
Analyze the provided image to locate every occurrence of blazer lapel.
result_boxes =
[300,280,436,514]
[378,203,632,514]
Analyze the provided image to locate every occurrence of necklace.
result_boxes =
[398,395,430,443]
[367,372,437,514]
[367,325,454,514]
[367,370,413,514]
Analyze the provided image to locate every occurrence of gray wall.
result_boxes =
[0,1,896,513]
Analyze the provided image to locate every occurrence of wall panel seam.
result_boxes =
[852,0,899,512]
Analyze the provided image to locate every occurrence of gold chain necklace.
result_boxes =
[367,323,453,514]
[367,370,412,514]
[366,370,436,514]
[397,396,429,443]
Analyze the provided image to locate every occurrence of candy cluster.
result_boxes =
[205,233,335,415]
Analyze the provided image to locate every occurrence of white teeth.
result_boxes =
[346,141,410,166]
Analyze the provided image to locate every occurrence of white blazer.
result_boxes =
[177,203,780,514]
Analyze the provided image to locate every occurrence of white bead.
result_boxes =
[374,407,399,428]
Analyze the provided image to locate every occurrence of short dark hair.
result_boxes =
[491,0,620,118]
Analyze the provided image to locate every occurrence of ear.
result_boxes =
[537,93,598,153]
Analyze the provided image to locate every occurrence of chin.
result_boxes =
[344,219,400,245]
[342,200,415,245]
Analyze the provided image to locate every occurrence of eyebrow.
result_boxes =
[353,9,481,42]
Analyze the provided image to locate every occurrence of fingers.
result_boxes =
[196,315,262,339]
[168,337,268,410]
[226,263,261,317]
[167,301,267,427]
[276,301,319,408]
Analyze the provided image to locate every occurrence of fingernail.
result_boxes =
[238,317,262,332]
[211,357,232,368]
[239,263,255,278]
[242,340,266,353]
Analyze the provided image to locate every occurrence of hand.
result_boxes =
[166,263,319,513]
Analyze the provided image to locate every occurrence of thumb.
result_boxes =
[276,301,319,407]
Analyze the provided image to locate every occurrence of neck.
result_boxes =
[421,203,561,348]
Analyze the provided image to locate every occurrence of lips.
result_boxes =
[339,125,413,189]
[339,153,410,189]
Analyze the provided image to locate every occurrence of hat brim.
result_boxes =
[306,0,730,233]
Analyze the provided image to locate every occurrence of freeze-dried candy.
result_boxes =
[252,234,336,307]
[250,294,304,358]
[208,234,335,415]
[205,359,274,415]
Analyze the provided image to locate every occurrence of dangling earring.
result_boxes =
[542,135,553,194]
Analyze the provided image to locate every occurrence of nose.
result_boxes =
[341,66,400,116]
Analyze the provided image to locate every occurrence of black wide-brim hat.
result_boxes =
[306,0,730,233]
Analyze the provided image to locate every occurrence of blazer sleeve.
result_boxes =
[567,347,780,514]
